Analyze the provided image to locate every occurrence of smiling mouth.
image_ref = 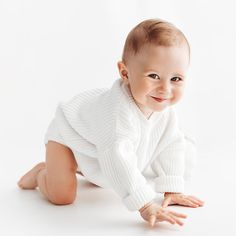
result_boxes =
[151,96,168,102]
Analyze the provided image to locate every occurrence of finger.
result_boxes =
[188,196,205,206]
[162,197,171,208]
[168,210,188,218]
[181,199,199,208]
[186,196,203,206]
[160,213,176,225]
[188,195,204,202]
[149,215,156,227]
[168,214,184,226]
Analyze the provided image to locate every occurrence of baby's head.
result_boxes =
[117,18,190,115]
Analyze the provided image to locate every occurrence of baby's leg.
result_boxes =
[17,140,78,205]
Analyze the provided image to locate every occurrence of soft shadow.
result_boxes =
[101,218,181,232]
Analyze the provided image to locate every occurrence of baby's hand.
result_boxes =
[139,201,187,227]
[162,192,205,208]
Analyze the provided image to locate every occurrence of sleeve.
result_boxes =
[96,100,157,212]
[183,132,197,181]
[150,107,186,193]
[97,139,157,212]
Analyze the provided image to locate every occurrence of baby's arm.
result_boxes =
[150,113,186,193]
[150,108,204,209]
[97,136,197,227]
[94,98,158,213]
[97,138,157,211]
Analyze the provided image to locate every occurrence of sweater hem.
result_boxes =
[154,176,184,193]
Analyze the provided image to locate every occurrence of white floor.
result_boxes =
[1,146,236,236]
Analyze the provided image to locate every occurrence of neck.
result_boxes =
[135,101,154,118]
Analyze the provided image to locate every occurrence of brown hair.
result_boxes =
[122,18,190,64]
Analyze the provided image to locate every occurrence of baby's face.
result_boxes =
[118,44,189,116]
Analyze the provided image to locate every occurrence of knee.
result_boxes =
[45,172,78,205]
[50,190,76,205]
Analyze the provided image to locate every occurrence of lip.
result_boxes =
[151,96,168,102]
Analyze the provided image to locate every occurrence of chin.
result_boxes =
[148,105,165,112]
[154,107,168,112]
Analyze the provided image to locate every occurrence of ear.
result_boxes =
[117,61,129,84]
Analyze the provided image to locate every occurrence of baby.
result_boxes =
[18,18,204,228]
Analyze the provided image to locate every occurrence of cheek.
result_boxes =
[172,87,184,101]
[132,81,150,96]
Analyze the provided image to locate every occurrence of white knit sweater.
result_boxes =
[54,78,187,211]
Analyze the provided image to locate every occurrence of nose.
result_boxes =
[158,80,171,95]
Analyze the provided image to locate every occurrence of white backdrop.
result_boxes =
[0,0,236,235]
[1,0,235,157]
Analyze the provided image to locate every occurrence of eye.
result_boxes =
[148,74,160,80]
[171,77,182,82]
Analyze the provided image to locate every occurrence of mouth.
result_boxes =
[151,96,168,102]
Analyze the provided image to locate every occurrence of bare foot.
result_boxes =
[17,162,46,189]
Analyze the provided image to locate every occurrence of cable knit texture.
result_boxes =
[50,78,192,211]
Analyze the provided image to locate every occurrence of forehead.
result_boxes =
[130,44,189,73]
